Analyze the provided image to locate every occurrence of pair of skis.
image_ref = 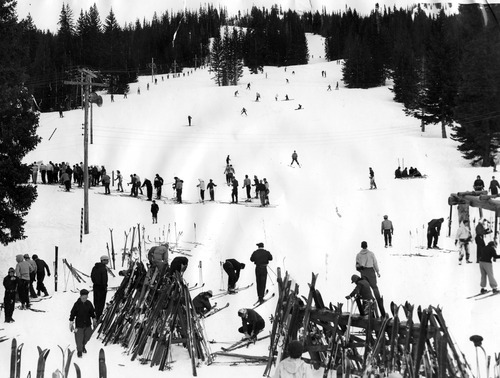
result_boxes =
[203,303,229,318]
[220,334,271,352]
[467,290,500,300]
[252,291,275,309]
[212,283,254,299]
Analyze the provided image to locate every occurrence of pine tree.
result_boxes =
[0,0,40,245]
[210,35,225,86]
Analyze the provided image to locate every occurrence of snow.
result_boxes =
[0,33,497,377]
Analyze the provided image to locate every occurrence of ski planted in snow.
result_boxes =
[36,346,50,378]
[98,348,107,378]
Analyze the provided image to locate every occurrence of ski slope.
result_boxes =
[0,33,497,377]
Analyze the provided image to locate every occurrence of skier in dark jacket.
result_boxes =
[250,243,273,303]
[238,308,265,340]
[153,174,164,199]
[489,176,500,195]
[141,178,153,201]
[427,218,444,249]
[151,200,159,223]
[90,255,109,320]
[476,219,492,262]
[479,241,500,294]
[3,267,18,323]
[394,167,402,179]
[32,254,51,297]
[473,175,485,191]
[231,178,239,203]
[168,256,189,276]
[69,289,97,358]
[346,274,375,317]
[193,290,213,316]
[207,179,217,201]
[223,259,246,293]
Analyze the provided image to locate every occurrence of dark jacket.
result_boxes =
[169,256,189,275]
[428,218,444,234]
[480,244,500,263]
[193,292,212,315]
[151,203,159,215]
[34,258,51,278]
[3,275,18,292]
[91,262,108,287]
[226,259,244,277]
[473,179,485,190]
[241,308,264,330]
[348,278,374,301]
[69,298,96,328]
[250,248,273,266]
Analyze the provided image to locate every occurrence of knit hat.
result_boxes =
[8,267,15,273]
[80,289,89,295]
[288,340,303,359]
[101,255,109,262]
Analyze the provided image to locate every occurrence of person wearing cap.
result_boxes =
[346,274,375,317]
[237,308,265,340]
[355,241,385,316]
[3,268,18,323]
[192,290,213,316]
[381,215,394,248]
[69,289,97,358]
[272,340,313,378]
[32,254,51,297]
[15,254,31,309]
[24,254,38,298]
[223,258,246,293]
[250,242,273,304]
[90,255,109,320]
[455,220,472,265]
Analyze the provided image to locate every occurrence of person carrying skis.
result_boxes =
[427,218,444,249]
[197,179,206,203]
[90,255,109,320]
[290,151,300,167]
[207,179,217,201]
[346,274,375,317]
[193,290,213,316]
[69,289,97,358]
[369,167,377,189]
[479,241,500,294]
[381,215,394,248]
[455,220,472,265]
[237,308,265,341]
[154,174,164,199]
[223,259,246,293]
[242,175,252,201]
[273,340,313,378]
[32,254,50,297]
[151,200,159,224]
[141,178,153,201]
[355,241,385,317]
[250,243,273,304]
[489,176,500,195]
[3,267,18,323]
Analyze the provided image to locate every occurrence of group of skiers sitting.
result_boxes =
[394,166,423,179]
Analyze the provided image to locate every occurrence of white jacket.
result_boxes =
[273,358,313,378]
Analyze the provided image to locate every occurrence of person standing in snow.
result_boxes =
[479,241,500,294]
[207,179,217,201]
[250,242,273,304]
[257,180,267,207]
[32,254,50,297]
[476,219,492,263]
[128,174,137,196]
[69,289,96,358]
[101,172,111,194]
[224,164,235,185]
[134,174,143,195]
[15,254,30,309]
[346,274,375,317]
[231,177,239,203]
[223,259,246,293]
[116,170,124,192]
[90,255,109,320]
[427,218,444,249]
[188,115,192,126]
[141,178,153,201]
[473,175,485,191]
[197,179,206,203]
[381,215,394,248]
[290,150,300,167]
[273,340,313,378]
[241,107,247,116]
[3,267,18,323]
[24,254,37,298]
[263,178,270,205]
[455,220,472,264]
[252,175,260,199]
[193,290,213,316]
[61,171,71,191]
[237,308,265,340]
[355,241,385,316]
[242,175,252,201]
[369,167,377,189]
[489,176,500,195]
[175,178,184,203]
[151,200,159,224]
[154,174,164,199]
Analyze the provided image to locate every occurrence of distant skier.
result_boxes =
[285,94,289,101]
[394,167,402,179]
[381,215,393,248]
[224,164,235,185]
[237,308,265,341]
[479,241,500,294]
[101,172,111,194]
[226,155,231,165]
[355,241,385,316]
[246,83,251,90]
[154,174,164,199]
[335,81,339,90]
[255,92,261,102]
[476,218,492,262]
[346,274,375,317]
[69,289,96,358]
[290,150,300,167]
[489,176,500,195]
[116,170,124,192]
[234,90,239,97]
[231,177,239,203]
[250,242,273,304]
[295,104,302,110]
[474,175,485,191]
[401,167,409,178]
[3,267,17,323]
[207,179,217,201]
[62,171,71,191]
[128,174,137,196]
[151,200,159,224]
[175,178,183,203]
[252,175,260,199]
[263,178,270,205]
[257,180,267,207]
[32,254,50,297]
[197,179,205,203]
[59,103,64,118]
[188,115,192,126]
[141,178,153,201]
[369,167,377,189]
[242,175,252,201]
[193,290,213,316]
[427,218,444,249]
[241,107,247,116]
[223,258,246,293]
[90,255,109,320]
[455,220,472,265]
[327,84,332,91]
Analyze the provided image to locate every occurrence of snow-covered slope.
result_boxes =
[0,34,496,377]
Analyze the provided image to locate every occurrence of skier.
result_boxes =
[479,241,500,294]
[32,254,50,297]
[15,254,30,309]
[369,167,377,189]
[128,174,137,196]
[256,92,261,101]
[147,243,169,270]
[154,173,164,199]
[335,81,339,90]
[427,218,444,249]
[241,107,247,116]
[175,178,184,203]
[168,256,189,276]
[327,84,332,91]
[224,164,233,185]
[250,242,273,304]
[231,177,239,203]
[476,218,492,262]
[193,290,213,316]
[69,289,97,358]
[101,172,111,194]
[346,274,375,317]
[59,103,64,118]
[394,167,402,179]
[489,176,500,195]
[246,83,251,90]
[455,220,472,265]
[290,150,300,167]
[134,174,143,195]
[295,104,302,110]
[273,340,313,378]
[3,267,18,323]
[90,255,109,320]
[151,200,159,224]
[401,167,409,178]
[234,90,239,97]
[197,179,206,203]
[473,175,485,191]
[381,215,394,248]
[61,171,71,191]
[355,241,385,317]
[207,179,217,201]
[226,155,231,165]
[263,178,270,205]
[116,170,124,192]
[24,254,37,298]
[141,178,153,201]
[223,259,246,293]
[242,175,252,201]
[252,175,260,199]
[188,115,192,126]
[257,180,267,207]
[237,308,265,341]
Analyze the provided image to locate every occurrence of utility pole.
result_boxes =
[64,69,106,235]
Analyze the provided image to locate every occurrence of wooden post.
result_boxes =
[448,205,453,237]
[54,246,58,292]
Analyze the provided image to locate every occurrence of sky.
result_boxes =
[13,0,476,32]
